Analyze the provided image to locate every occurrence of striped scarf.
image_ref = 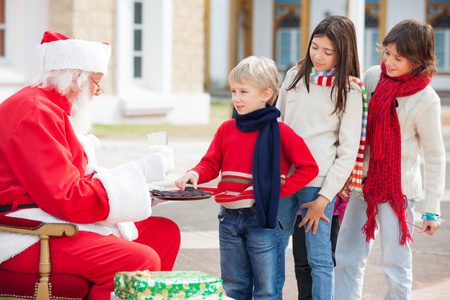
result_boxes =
[362,62,432,245]
[309,67,368,192]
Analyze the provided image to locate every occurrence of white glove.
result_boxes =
[138,146,175,182]
[78,134,101,175]
[84,134,101,151]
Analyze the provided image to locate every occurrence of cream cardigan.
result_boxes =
[363,66,445,215]
[277,67,363,202]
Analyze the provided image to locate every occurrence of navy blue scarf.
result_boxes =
[234,106,281,228]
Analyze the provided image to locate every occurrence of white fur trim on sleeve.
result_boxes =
[94,161,152,224]
[77,134,99,175]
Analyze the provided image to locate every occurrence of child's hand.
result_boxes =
[175,173,198,190]
[339,178,351,201]
[298,195,330,234]
[418,220,440,235]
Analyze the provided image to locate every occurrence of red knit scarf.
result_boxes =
[363,62,433,245]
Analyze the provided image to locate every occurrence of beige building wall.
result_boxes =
[171,0,205,93]
[48,0,74,36]
[48,0,116,94]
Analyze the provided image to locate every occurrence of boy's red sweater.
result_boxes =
[191,119,319,208]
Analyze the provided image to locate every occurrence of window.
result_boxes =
[274,1,301,74]
[364,0,380,70]
[364,29,379,69]
[428,1,450,72]
[133,1,143,78]
[276,29,300,70]
[435,29,450,72]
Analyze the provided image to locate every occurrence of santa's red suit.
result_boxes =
[0,85,180,298]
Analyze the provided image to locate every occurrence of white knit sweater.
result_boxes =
[277,67,363,201]
[363,66,445,215]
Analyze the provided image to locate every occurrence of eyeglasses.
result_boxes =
[90,77,104,96]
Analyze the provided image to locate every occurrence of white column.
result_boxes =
[252,0,273,58]
[12,0,49,78]
[386,0,425,31]
[209,0,230,90]
[160,0,173,94]
[310,0,347,30]
[148,0,173,94]
[347,0,365,78]
[115,0,133,96]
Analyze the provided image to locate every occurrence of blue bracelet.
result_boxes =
[421,213,440,221]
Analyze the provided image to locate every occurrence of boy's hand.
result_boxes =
[298,195,330,234]
[418,220,440,235]
[175,173,198,190]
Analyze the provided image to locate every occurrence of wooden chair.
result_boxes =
[0,215,92,300]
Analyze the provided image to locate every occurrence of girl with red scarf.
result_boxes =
[335,19,445,299]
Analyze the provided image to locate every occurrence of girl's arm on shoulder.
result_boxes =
[363,65,382,96]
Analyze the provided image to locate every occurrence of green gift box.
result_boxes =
[114,270,224,299]
[111,292,125,300]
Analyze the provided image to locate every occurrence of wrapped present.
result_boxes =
[112,292,234,300]
[111,292,125,300]
[114,270,224,299]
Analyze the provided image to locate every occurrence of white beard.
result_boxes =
[69,86,93,135]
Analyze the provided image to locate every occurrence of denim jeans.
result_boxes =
[278,187,336,300]
[293,215,313,300]
[293,215,340,300]
[218,205,284,300]
[335,192,415,300]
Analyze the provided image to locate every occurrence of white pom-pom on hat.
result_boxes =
[37,31,111,75]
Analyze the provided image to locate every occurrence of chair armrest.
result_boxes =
[0,215,78,237]
[0,215,80,299]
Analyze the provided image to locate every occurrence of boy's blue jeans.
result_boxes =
[278,187,336,300]
[218,205,284,300]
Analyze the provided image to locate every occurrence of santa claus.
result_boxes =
[0,31,180,299]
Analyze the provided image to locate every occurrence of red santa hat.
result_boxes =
[37,31,111,74]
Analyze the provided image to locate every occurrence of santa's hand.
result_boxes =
[138,147,175,182]
[85,134,101,151]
